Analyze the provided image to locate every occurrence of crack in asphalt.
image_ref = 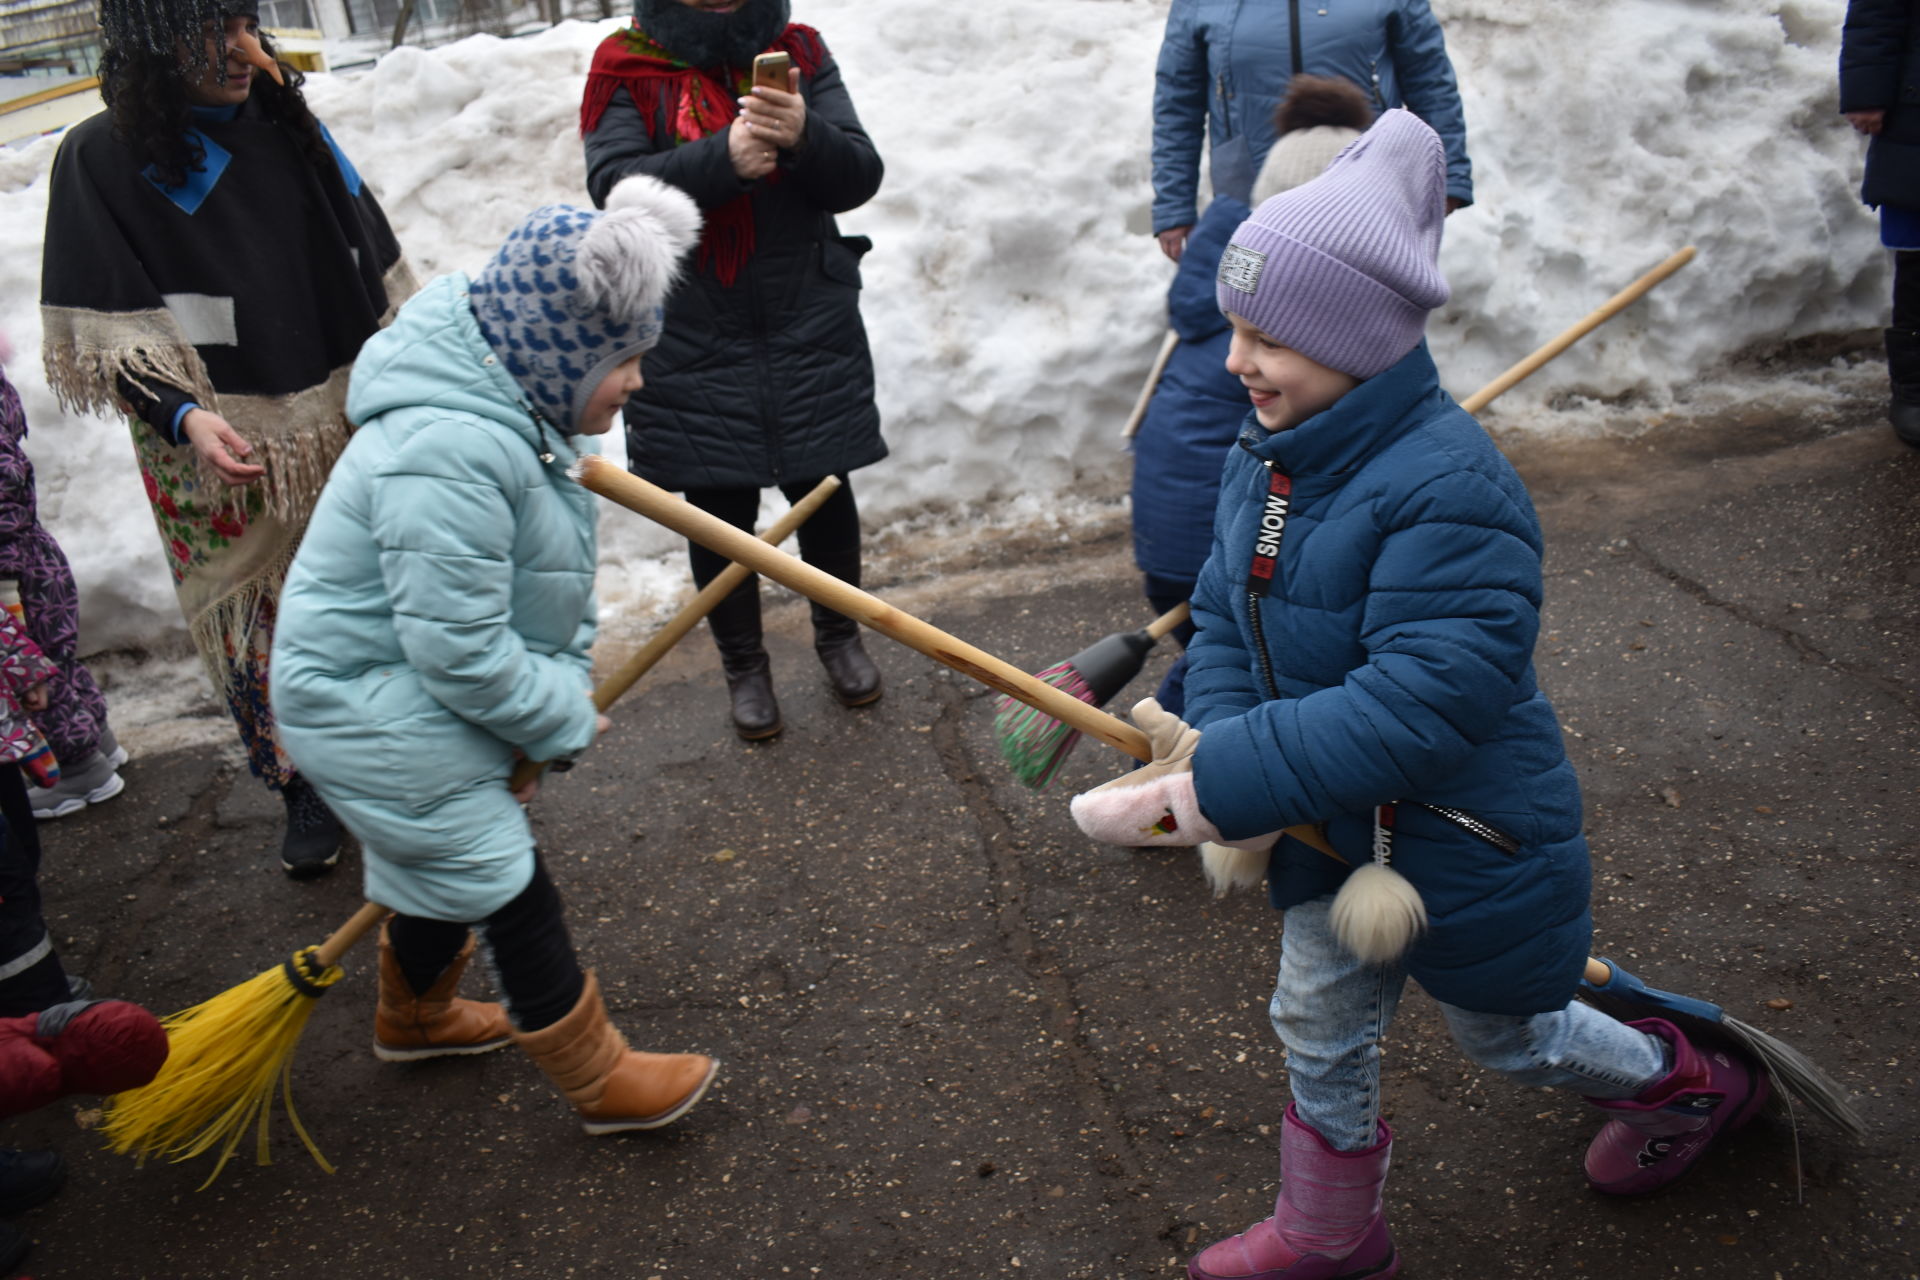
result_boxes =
[924,678,1153,1199]
[1627,540,1920,718]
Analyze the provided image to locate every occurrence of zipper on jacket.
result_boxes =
[1369,60,1385,110]
[1414,802,1521,854]
[745,255,781,481]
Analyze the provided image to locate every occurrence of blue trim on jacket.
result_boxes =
[1183,343,1589,1015]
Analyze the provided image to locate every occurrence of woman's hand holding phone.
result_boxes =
[739,67,806,153]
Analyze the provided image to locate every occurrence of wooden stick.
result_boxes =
[1459,246,1696,415]
[313,902,389,969]
[1145,601,1191,642]
[507,475,844,792]
[1121,329,1180,440]
[574,457,1341,860]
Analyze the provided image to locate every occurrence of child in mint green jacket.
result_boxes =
[273,176,718,1135]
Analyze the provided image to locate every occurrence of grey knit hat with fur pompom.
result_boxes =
[468,175,700,434]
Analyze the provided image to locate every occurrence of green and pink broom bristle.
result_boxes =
[994,615,1182,787]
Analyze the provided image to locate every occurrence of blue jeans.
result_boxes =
[1271,897,1667,1150]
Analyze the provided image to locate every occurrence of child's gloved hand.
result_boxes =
[1069,699,1274,849]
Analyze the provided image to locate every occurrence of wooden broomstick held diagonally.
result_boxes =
[575,458,1864,1145]
[107,481,844,1186]
[507,474,844,793]
[1120,329,1181,441]
[101,901,388,1187]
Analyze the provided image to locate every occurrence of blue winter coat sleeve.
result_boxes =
[1151,0,1211,235]
[1840,0,1908,110]
[1389,0,1473,207]
[1192,471,1542,840]
[368,422,599,764]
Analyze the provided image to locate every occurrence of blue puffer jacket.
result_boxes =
[1186,344,1589,1015]
[1152,0,1472,232]
[271,273,601,921]
[1131,195,1249,584]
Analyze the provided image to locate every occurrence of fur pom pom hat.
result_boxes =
[1217,108,1450,380]
[468,175,700,435]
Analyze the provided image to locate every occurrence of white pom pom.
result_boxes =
[1329,862,1427,963]
[577,175,703,324]
[1198,841,1267,897]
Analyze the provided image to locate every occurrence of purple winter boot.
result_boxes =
[1584,1017,1771,1196]
[1187,1103,1399,1280]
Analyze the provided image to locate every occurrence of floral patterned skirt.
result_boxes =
[134,427,304,790]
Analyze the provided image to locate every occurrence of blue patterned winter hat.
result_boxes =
[469,175,700,434]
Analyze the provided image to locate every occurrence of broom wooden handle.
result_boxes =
[1121,330,1180,440]
[1145,601,1191,641]
[1459,247,1695,414]
[506,476,844,792]
[574,458,1341,860]
[314,902,390,969]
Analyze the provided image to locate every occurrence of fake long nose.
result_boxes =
[230,27,284,85]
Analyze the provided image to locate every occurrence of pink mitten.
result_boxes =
[1069,699,1275,849]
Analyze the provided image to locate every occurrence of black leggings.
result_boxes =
[386,852,584,1032]
[682,474,862,594]
[1896,250,1920,330]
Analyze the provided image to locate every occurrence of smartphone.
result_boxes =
[752,51,791,91]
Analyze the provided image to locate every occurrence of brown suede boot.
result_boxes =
[511,971,718,1134]
[373,927,513,1062]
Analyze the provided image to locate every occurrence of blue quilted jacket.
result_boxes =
[1152,0,1472,232]
[1131,195,1249,584]
[272,273,601,921]
[1186,344,1589,1015]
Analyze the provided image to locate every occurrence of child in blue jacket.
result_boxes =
[1074,111,1767,1280]
[272,176,718,1135]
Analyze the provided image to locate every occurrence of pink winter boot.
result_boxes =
[1584,1017,1771,1196]
[1188,1104,1399,1280]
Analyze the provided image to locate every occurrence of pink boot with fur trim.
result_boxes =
[1187,1104,1400,1280]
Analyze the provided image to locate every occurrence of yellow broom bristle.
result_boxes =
[101,947,343,1188]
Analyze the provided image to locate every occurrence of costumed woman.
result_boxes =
[39,0,416,877]
[271,177,719,1133]
[581,0,887,741]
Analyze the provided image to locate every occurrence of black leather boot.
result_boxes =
[708,581,782,740]
[802,537,882,707]
[1884,328,1920,448]
[813,611,882,707]
[280,775,344,880]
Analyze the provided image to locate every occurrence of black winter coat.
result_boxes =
[585,54,885,490]
[1842,0,1920,209]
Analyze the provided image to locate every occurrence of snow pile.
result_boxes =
[0,0,1884,654]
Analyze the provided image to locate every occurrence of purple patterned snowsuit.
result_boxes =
[0,367,108,764]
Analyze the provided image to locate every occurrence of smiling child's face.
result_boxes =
[1223,315,1360,433]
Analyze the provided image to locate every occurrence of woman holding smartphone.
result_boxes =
[581,0,886,742]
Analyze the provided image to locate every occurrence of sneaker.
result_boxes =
[279,776,344,880]
[0,1149,63,1215]
[1584,1017,1771,1196]
[28,750,124,820]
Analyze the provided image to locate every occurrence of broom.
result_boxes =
[104,479,843,1185]
[1581,956,1864,1143]
[574,456,1861,1143]
[1000,246,1701,784]
[992,602,1190,787]
[101,901,388,1187]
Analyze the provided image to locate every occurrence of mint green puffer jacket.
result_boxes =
[272,272,600,921]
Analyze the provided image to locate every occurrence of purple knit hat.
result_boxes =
[1215,108,1450,380]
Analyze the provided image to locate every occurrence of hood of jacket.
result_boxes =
[347,272,580,470]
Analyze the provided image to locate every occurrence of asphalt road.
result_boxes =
[9,403,1918,1279]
